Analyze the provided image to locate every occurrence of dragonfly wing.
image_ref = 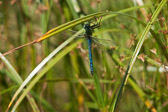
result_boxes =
[91,37,116,48]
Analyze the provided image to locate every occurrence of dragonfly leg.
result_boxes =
[91,16,102,29]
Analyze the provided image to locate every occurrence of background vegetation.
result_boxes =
[0,0,168,112]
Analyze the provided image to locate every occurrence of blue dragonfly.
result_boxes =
[68,18,114,75]
[83,21,101,75]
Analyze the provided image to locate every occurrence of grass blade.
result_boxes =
[0,53,40,112]
[111,0,168,111]
[11,34,83,112]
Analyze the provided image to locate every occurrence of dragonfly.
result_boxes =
[71,17,115,76]
[83,21,101,75]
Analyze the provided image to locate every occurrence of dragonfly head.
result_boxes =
[84,22,92,36]
[84,23,91,30]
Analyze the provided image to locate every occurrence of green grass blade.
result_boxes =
[36,6,148,42]
[0,85,19,95]
[11,36,83,112]
[30,91,56,112]
[0,53,40,112]
[128,78,157,111]
[93,72,105,108]
[6,29,83,111]
[0,53,23,84]
[111,0,168,111]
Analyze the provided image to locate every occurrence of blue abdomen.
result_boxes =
[88,38,93,75]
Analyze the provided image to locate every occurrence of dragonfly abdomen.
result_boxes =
[88,38,94,75]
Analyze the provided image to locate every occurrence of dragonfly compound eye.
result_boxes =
[84,24,90,30]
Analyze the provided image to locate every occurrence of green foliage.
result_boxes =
[0,0,168,112]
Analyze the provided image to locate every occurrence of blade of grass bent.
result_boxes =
[0,53,23,84]
[11,33,84,112]
[2,6,148,57]
[107,51,157,111]
[35,12,105,42]
[0,53,40,112]
[6,29,83,112]
[38,5,149,43]
[1,13,103,57]
[111,0,168,111]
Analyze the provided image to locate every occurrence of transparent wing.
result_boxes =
[62,29,116,49]
[91,37,116,48]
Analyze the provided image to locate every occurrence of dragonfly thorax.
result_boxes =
[84,23,93,38]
